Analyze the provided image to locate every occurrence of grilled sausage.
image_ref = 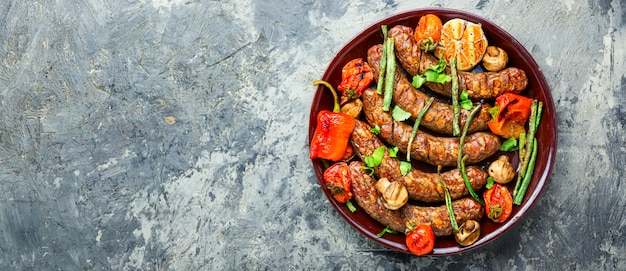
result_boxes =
[361,88,501,166]
[348,161,406,232]
[401,195,485,236]
[367,44,492,135]
[349,161,484,236]
[350,120,487,202]
[388,25,528,100]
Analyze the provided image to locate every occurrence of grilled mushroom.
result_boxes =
[375,177,408,210]
[340,98,363,119]
[455,220,481,246]
[488,155,515,184]
[482,46,508,72]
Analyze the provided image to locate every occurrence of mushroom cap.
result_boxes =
[455,220,481,246]
[488,155,515,184]
[482,46,509,72]
[375,178,408,210]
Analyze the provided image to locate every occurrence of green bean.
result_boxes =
[450,58,460,136]
[406,97,434,161]
[376,25,388,95]
[458,104,484,205]
[514,100,543,202]
[514,138,538,205]
[535,101,543,130]
[438,165,458,232]
[514,100,539,197]
[382,37,395,111]
[520,100,539,178]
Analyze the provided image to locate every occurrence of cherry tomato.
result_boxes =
[414,14,443,47]
[337,58,373,98]
[323,162,353,203]
[483,183,513,223]
[405,224,435,256]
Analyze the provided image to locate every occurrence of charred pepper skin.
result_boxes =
[309,110,356,162]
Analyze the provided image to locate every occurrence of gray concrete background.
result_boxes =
[0,0,624,270]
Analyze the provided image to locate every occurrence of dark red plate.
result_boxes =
[308,8,557,255]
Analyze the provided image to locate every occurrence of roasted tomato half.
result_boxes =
[414,14,443,50]
[405,224,435,256]
[323,162,353,203]
[337,58,373,98]
[483,183,513,223]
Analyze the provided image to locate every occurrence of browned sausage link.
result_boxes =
[361,88,501,166]
[388,25,528,100]
[388,25,426,79]
[349,161,484,236]
[367,44,492,135]
[350,120,487,202]
[460,68,528,100]
[401,196,484,236]
[348,161,406,233]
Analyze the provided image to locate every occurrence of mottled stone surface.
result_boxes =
[0,0,624,270]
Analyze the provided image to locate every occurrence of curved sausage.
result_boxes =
[388,25,528,100]
[350,120,487,202]
[361,88,501,166]
[348,161,406,232]
[349,161,484,236]
[367,44,492,135]
[401,195,485,237]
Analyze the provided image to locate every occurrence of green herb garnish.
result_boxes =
[364,146,385,168]
[460,90,473,110]
[389,146,399,158]
[411,74,427,88]
[424,70,451,84]
[370,125,381,135]
[429,58,447,73]
[486,176,495,189]
[392,105,412,122]
[500,137,518,151]
[346,200,357,213]
[376,225,398,238]
[400,161,412,176]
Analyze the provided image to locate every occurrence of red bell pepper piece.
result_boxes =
[309,110,356,161]
[310,80,356,161]
[487,93,534,139]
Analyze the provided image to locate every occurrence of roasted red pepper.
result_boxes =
[323,162,353,203]
[337,58,374,98]
[309,80,356,161]
[487,93,534,139]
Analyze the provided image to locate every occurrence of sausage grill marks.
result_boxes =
[361,88,501,167]
[348,161,405,232]
[348,161,485,236]
[350,120,488,203]
[388,25,528,101]
[367,44,493,135]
